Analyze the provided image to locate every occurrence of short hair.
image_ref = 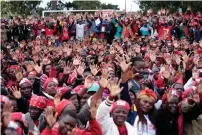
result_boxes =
[130,56,144,66]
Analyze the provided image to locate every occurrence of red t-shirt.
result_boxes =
[118,125,128,135]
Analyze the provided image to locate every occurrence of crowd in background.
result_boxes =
[1,6,202,135]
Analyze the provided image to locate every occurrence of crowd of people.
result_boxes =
[1,6,202,135]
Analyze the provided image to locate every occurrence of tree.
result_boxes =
[1,1,41,17]
[45,0,119,10]
[139,1,202,13]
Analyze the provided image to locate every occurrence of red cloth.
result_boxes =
[19,78,32,86]
[0,95,10,103]
[67,72,77,84]
[137,89,157,101]
[10,112,25,123]
[124,28,130,37]
[57,87,71,96]
[111,100,130,113]
[45,28,53,37]
[62,27,69,41]
[49,65,57,78]
[30,95,47,110]
[43,78,58,89]
[41,119,102,135]
[6,65,20,73]
[55,99,72,117]
[118,125,128,135]
[154,73,165,88]
[34,120,39,127]
[73,85,84,93]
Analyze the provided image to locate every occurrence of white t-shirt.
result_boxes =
[133,115,156,135]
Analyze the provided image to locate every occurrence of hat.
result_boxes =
[137,89,157,102]
[6,65,20,73]
[88,83,100,93]
[30,95,47,110]
[10,112,25,123]
[19,78,32,86]
[182,87,195,100]
[57,87,72,96]
[111,100,130,113]
[43,78,58,89]
[73,85,84,93]
[7,121,22,135]
[55,99,72,117]
[0,95,10,103]
[28,71,37,77]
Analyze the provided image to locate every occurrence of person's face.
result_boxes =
[27,75,35,84]
[20,83,32,100]
[129,91,136,104]
[139,97,155,113]
[59,60,66,69]
[29,106,42,120]
[11,100,18,112]
[46,82,57,96]
[58,115,77,135]
[167,96,179,114]
[45,65,51,75]
[133,61,145,78]
[173,84,184,97]
[8,69,16,80]
[80,93,90,107]
[111,106,129,126]
[69,95,79,111]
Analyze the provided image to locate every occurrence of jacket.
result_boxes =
[181,99,202,135]
[96,98,136,135]
[40,119,102,135]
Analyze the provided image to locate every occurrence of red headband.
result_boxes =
[30,95,47,110]
[55,99,72,117]
[111,100,130,113]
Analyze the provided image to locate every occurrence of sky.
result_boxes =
[40,0,140,12]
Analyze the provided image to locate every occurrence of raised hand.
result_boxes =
[44,106,57,128]
[90,64,100,76]
[162,65,171,79]
[15,67,23,82]
[173,40,179,48]
[76,62,86,76]
[84,75,94,89]
[11,86,21,99]
[115,55,132,72]
[99,68,110,88]
[33,63,43,74]
[173,55,181,65]
[188,90,200,104]
[2,102,13,127]
[164,54,171,65]
[63,62,73,75]
[181,52,189,63]
[90,98,101,119]
[54,92,61,107]
[73,56,82,66]
[108,79,123,98]
[149,52,156,62]
[42,56,51,65]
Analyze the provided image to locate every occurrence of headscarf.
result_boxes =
[137,89,157,102]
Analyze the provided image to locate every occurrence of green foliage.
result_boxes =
[46,0,119,10]
[1,1,41,17]
[139,1,202,13]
